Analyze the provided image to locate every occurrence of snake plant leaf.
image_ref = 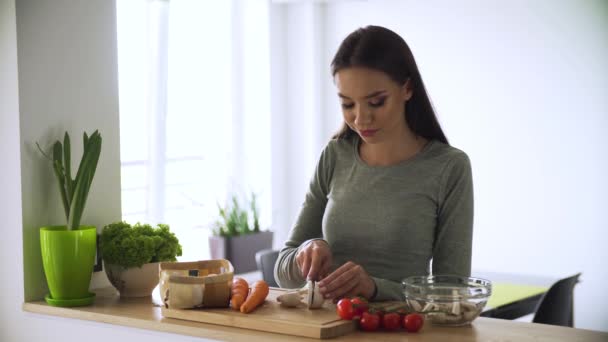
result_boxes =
[52,141,62,166]
[67,132,101,230]
[51,141,70,218]
[63,132,73,205]
[74,132,93,188]
[53,159,70,219]
[38,130,102,230]
[67,169,87,230]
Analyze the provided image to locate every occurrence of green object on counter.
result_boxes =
[45,292,95,307]
[487,283,549,309]
[40,225,97,306]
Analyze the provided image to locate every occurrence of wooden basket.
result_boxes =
[159,259,234,308]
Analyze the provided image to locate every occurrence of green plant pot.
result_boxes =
[40,225,97,306]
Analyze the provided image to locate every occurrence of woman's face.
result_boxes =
[334,67,412,144]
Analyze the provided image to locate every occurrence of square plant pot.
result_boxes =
[209,231,273,273]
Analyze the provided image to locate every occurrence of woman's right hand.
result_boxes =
[296,240,333,281]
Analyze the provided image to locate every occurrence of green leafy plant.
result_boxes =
[213,193,261,237]
[100,221,183,268]
[37,130,102,230]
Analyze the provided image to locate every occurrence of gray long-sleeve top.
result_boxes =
[274,136,474,301]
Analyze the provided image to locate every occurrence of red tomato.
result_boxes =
[403,313,424,333]
[350,297,369,317]
[359,312,381,332]
[336,298,355,320]
[376,310,384,322]
[382,312,401,331]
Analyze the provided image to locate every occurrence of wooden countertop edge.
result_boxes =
[22,300,608,342]
[22,302,289,341]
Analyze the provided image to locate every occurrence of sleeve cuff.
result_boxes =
[370,279,378,300]
[370,276,405,302]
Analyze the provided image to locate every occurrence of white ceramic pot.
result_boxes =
[105,262,160,297]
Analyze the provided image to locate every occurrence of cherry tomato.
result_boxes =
[350,297,369,317]
[336,298,355,320]
[376,310,384,322]
[359,312,381,332]
[403,313,424,333]
[382,312,401,331]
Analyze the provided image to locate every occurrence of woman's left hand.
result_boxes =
[316,261,376,300]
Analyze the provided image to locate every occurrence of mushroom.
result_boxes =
[276,283,309,308]
[306,280,325,309]
[275,280,325,309]
[276,291,303,307]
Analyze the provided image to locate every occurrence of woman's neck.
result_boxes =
[359,128,428,166]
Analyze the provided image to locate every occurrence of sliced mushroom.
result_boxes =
[306,280,325,309]
[276,284,309,308]
[276,281,325,309]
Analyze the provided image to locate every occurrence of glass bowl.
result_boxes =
[402,275,492,326]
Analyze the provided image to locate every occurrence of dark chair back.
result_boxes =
[532,273,581,327]
[255,249,280,287]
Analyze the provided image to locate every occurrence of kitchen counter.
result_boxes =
[23,287,607,341]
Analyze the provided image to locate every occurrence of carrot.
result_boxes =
[230,277,249,311]
[240,280,269,313]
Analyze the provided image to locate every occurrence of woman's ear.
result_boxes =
[402,79,413,101]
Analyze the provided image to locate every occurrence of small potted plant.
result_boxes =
[37,130,101,307]
[100,221,182,297]
[209,193,273,273]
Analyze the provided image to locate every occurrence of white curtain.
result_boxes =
[117,0,272,261]
[117,0,342,259]
[269,1,341,248]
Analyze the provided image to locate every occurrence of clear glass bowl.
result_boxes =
[402,275,492,326]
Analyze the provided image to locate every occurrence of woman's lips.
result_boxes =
[360,129,378,137]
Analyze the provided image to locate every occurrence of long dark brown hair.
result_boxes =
[331,26,448,145]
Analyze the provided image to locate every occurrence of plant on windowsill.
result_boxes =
[36,130,102,307]
[100,221,182,297]
[209,193,273,273]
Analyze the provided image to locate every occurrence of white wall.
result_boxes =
[0,0,211,340]
[0,0,25,340]
[272,1,608,331]
[316,0,606,332]
[16,0,122,301]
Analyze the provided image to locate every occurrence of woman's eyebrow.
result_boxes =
[338,90,387,100]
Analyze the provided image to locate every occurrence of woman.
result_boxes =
[274,25,473,301]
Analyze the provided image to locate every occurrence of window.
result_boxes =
[116,0,272,261]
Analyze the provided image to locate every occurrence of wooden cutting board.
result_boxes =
[161,288,356,339]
